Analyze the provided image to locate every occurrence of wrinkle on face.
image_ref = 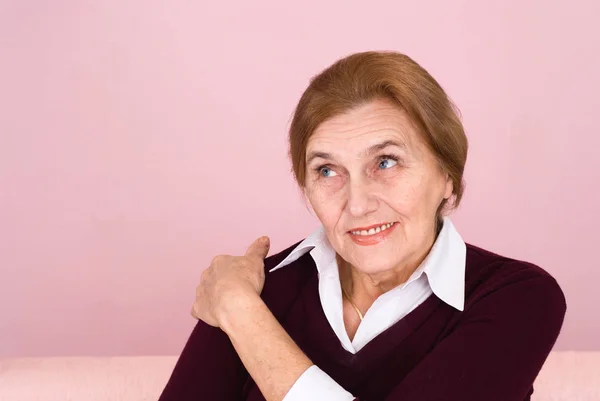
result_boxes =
[303,97,452,294]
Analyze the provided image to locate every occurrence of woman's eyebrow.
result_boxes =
[306,151,332,165]
[306,140,406,164]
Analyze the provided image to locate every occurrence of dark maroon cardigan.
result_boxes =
[159,241,566,401]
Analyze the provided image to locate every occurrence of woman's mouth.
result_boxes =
[348,222,398,245]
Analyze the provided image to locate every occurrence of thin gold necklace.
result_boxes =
[341,286,364,321]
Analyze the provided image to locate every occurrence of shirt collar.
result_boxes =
[269,217,466,311]
[418,217,466,311]
[269,224,336,275]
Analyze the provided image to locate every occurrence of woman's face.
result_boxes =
[304,98,453,276]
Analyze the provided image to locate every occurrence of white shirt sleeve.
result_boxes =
[282,365,355,401]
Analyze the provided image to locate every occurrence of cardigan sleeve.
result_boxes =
[157,247,301,401]
[373,274,566,401]
[158,320,249,401]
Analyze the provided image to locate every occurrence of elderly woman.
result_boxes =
[159,51,566,401]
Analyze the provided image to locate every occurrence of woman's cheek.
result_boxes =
[308,178,346,213]
[379,172,421,209]
[376,165,407,185]
[312,194,345,230]
[312,174,345,195]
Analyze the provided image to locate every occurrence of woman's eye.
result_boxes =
[378,158,398,169]
[319,167,337,177]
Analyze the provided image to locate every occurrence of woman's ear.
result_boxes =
[443,174,454,200]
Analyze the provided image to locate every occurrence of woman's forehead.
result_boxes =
[308,100,418,149]
[306,120,420,161]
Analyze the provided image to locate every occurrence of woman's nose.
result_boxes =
[346,179,378,217]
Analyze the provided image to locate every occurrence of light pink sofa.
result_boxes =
[1,352,599,401]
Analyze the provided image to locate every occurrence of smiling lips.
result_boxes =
[348,222,398,246]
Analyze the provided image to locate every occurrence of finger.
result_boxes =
[245,236,270,260]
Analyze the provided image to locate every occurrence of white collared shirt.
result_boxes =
[270,217,467,401]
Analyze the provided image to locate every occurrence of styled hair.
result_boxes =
[288,51,468,214]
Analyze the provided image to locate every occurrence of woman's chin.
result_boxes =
[349,254,402,275]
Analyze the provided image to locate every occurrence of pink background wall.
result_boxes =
[1,0,599,357]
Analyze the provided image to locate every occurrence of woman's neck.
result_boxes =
[338,256,415,306]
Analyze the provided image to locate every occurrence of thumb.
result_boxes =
[245,236,270,260]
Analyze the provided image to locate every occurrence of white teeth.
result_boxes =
[351,222,395,236]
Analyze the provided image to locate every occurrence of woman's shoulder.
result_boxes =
[465,242,555,280]
[463,243,566,315]
[260,240,317,320]
[263,240,304,271]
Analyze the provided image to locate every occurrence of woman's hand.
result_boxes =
[191,236,270,328]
